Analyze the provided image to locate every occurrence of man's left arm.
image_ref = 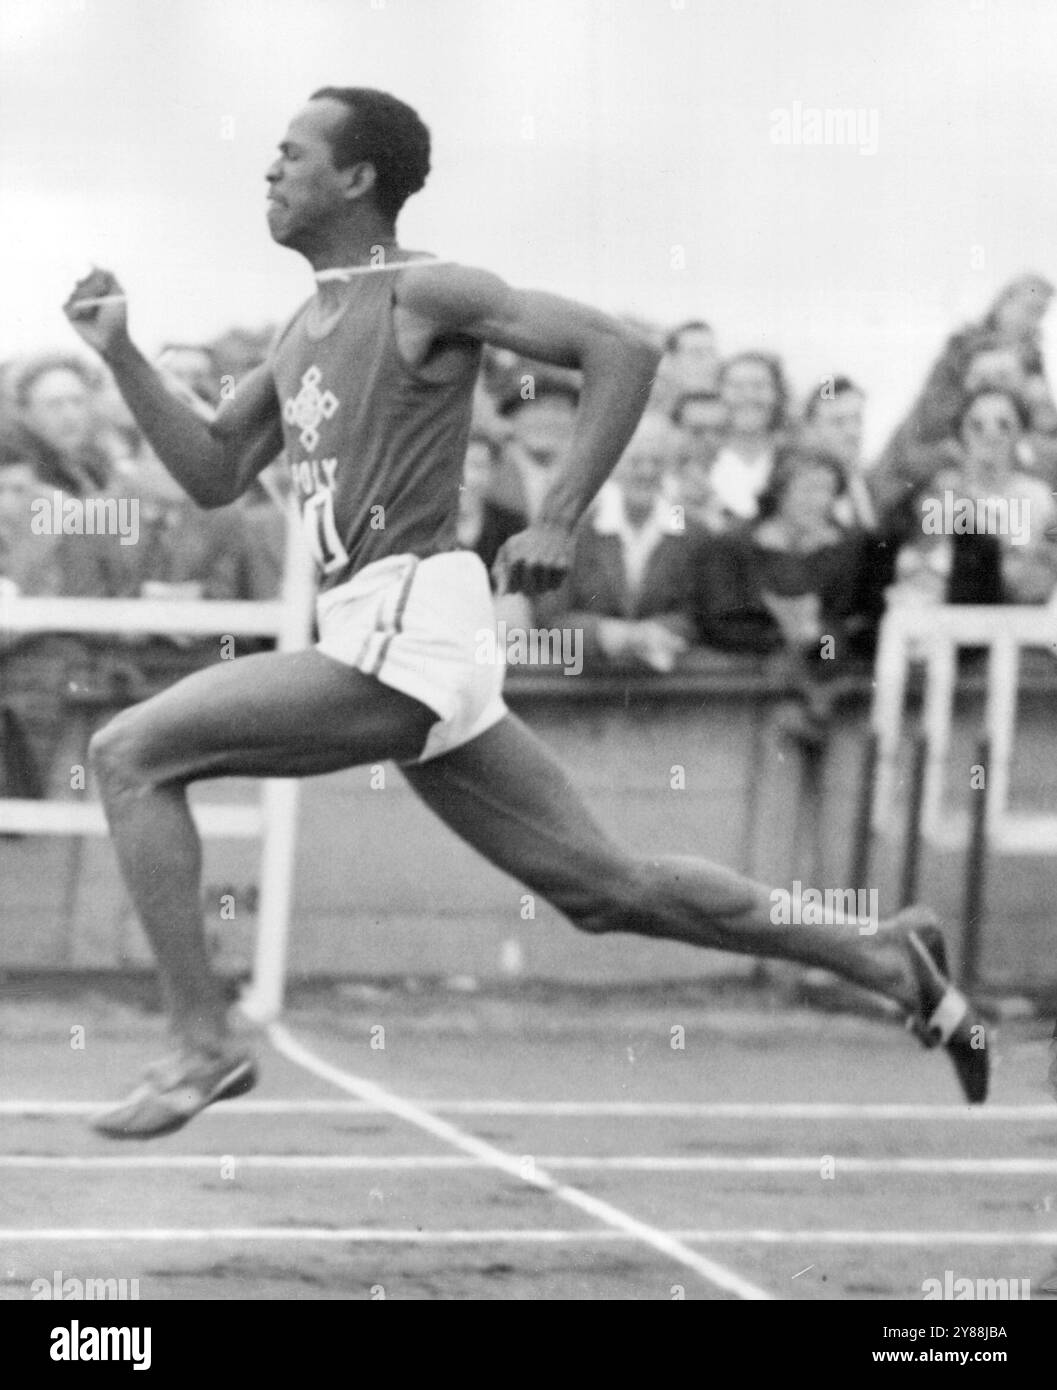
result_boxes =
[399,265,661,594]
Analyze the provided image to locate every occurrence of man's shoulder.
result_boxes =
[395,259,508,327]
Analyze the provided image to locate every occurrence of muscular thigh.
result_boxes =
[97,648,438,784]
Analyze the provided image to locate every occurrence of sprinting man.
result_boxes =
[64,88,987,1137]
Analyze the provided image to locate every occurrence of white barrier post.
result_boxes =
[241,506,315,1023]
[871,604,1057,854]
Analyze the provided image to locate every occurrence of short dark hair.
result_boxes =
[15,353,99,409]
[803,374,864,421]
[671,390,724,428]
[665,319,713,354]
[310,87,431,221]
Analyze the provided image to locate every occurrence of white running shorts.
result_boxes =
[315,550,508,762]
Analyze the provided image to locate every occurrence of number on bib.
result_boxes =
[302,489,349,575]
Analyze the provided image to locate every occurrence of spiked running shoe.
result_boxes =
[906,925,989,1105]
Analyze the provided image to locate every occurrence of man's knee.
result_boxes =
[88,710,156,795]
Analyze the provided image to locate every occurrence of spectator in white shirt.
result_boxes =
[541,415,704,673]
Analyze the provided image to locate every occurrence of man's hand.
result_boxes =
[63,268,130,359]
[493,523,575,596]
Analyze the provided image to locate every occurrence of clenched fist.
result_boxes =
[492,522,575,597]
[63,267,130,358]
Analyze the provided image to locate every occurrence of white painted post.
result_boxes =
[242,505,315,1022]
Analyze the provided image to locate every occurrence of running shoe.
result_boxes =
[92,1046,258,1139]
[906,925,989,1105]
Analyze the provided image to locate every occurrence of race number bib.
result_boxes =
[302,489,349,575]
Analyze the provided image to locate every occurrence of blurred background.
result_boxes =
[4,0,1057,450]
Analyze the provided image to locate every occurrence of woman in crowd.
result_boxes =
[708,351,789,524]
[698,443,869,665]
[874,273,1056,514]
[888,386,1057,609]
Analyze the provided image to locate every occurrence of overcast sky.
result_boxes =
[3,0,1056,449]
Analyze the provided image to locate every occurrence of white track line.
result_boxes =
[2,1100,1054,1119]
[1,1228,1055,1246]
[266,1021,772,1300]
[4,1155,1057,1175]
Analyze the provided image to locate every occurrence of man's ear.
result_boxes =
[342,161,377,203]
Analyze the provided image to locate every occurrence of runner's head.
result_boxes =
[266,88,431,254]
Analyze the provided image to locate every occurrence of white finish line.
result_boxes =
[266,1022,772,1300]
[4,1155,1057,1175]
[2,1100,1054,1119]
[1,1228,1055,1246]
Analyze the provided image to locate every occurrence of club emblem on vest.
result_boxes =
[283,365,339,452]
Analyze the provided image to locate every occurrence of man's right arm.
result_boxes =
[64,269,284,508]
[106,342,284,507]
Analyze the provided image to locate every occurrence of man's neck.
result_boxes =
[305,220,402,275]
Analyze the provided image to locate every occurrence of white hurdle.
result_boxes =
[0,505,315,1021]
[872,601,1057,853]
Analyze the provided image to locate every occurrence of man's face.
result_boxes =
[265,100,359,250]
[808,391,864,469]
[509,396,576,469]
[615,436,668,513]
[22,369,92,455]
[677,397,728,465]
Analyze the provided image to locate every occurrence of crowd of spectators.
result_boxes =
[0,328,281,798]
[3,274,1057,796]
[466,275,1057,687]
